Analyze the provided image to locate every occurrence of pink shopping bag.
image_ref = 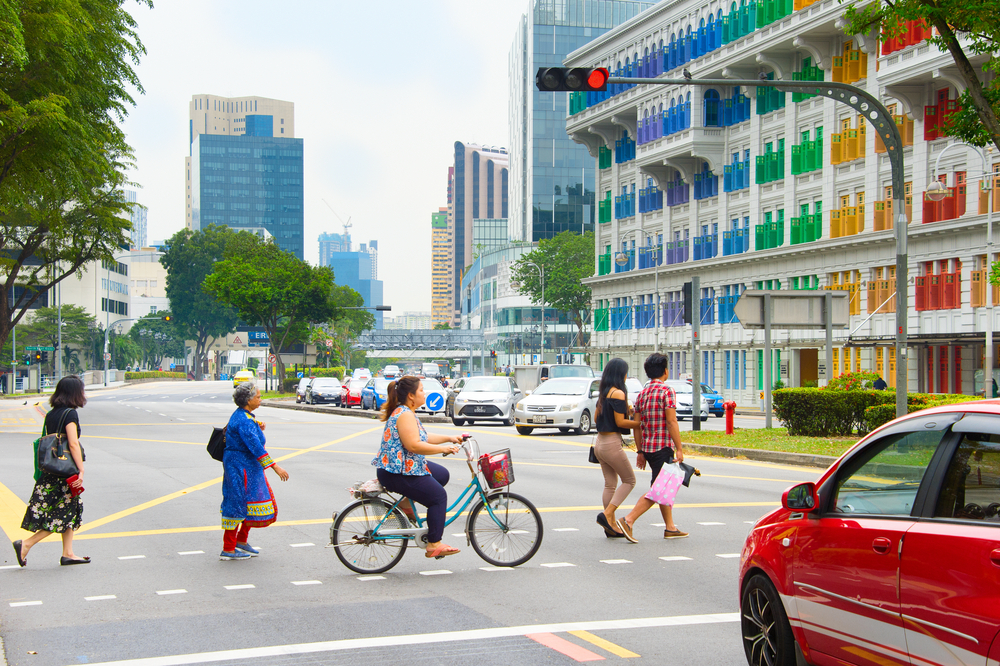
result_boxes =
[645,462,685,506]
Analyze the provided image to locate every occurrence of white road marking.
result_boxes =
[540,562,575,568]
[85,595,117,601]
[479,566,515,572]
[716,554,741,558]
[9,601,41,607]
[659,556,693,562]
[291,580,321,586]
[156,590,187,596]
[552,528,579,532]
[419,570,452,576]
[744,521,756,524]
[450,533,465,537]
[178,551,204,556]
[158,413,167,417]
[79,612,740,665]
[356,576,385,581]
[289,543,314,548]
[698,522,726,526]
[224,585,255,590]
[651,523,666,527]
[600,559,632,564]
[118,555,145,560]
[177,418,186,421]
[0,564,21,570]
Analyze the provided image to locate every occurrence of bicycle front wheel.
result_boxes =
[468,492,543,567]
[332,498,408,574]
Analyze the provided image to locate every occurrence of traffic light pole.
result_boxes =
[607,76,909,417]
[691,276,701,431]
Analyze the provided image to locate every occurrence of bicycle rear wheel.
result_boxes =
[332,498,408,574]
[468,492,543,567]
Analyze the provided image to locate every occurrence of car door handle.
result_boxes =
[990,549,1000,567]
[872,537,892,554]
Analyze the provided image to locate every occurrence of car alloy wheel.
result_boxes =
[575,410,591,436]
[741,574,796,666]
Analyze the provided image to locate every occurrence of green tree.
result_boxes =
[0,0,149,352]
[160,226,240,379]
[511,231,595,351]
[434,322,452,330]
[842,1,1000,151]
[203,235,335,382]
[17,304,98,373]
[128,311,184,370]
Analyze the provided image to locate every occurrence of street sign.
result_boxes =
[26,346,55,351]
[326,338,334,347]
[170,363,176,369]
[268,354,276,363]
[425,392,445,412]
[103,353,112,361]
[759,391,765,400]
[733,291,850,329]
[818,363,827,379]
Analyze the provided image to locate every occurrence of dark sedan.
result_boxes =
[304,377,343,405]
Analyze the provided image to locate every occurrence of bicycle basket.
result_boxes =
[347,478,384,499]
[479,449,514,489]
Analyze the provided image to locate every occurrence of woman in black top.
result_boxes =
[14,376,89,567]
[594,358,641,538]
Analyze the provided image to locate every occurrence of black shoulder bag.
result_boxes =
[36,409,79,478]
[207,426,227,462]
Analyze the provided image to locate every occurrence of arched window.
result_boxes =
[704,89,721,127]
[686,91,692,103]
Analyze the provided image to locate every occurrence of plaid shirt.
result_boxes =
[635,379,676,453]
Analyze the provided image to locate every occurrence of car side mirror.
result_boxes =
[590,390,599,398]
[782,482,817,512]
[524,390,532,396]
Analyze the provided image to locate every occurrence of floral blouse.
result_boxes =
[373,405,430,476]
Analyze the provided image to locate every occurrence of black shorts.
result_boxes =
[642,447,674,486]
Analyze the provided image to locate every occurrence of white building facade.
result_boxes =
[565,0,998,403]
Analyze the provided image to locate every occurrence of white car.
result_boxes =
[295,377,311,403]
[664,380,710,421]
[514,377,600,436]
[452,376,522,427]
[383,364,400,379]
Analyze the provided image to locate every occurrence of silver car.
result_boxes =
[664,380,709,421]
[514,377,600,436]
[452,376,522,427]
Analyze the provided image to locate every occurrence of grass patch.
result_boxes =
[259,390,293,400]
[681,428,859,458]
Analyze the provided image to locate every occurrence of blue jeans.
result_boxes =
[376,461,450,543]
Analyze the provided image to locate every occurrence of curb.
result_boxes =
[680,442,838,469]
[261,399,451,423]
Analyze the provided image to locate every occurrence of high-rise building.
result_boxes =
[326,241,384,329]
[185,94,304,258]
[125,190,148,249]
[431,207,453,327]
[384,311,432,330]
[450,142,508,322]
[508,0,653,243]
[318,231,351,266]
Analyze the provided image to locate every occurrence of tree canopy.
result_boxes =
[842,0,1000,151]
[203,234,335,382]
[0,0,148,352]
[160,225,241,377]
[511,231,595,351]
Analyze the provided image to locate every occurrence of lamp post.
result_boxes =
[928,143,994,394]
[523,262,544,363]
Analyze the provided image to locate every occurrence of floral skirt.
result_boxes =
[20,471,83,533]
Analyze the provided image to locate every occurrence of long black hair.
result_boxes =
[596,358,629,418]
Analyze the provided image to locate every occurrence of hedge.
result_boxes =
[774,387,982,436]
[305,367,345,380]
[124,371,187,380]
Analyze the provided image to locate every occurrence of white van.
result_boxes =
[383,364,400,378]
[352,368,372,380]
[421,362,440,377]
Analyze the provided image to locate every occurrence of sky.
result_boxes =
[121,0,531,314]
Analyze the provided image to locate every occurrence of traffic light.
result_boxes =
[491,350,496,359]
[34,351,41,363]
[161,315,172,323]
[535,67,610,92]
[41,351,48,363]
[682,281,693,325]
[23,353,30,366]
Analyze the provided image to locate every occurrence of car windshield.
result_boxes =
[464,377,510,392]
[297,378,310,388]
[532,379,591,396]
[373,378,391,391]
[701,384,716,393]
[549,366,594,379]
[625,378,643,395]
[666,382,693,394]
[421,379,444,392]
[312,379,339,388]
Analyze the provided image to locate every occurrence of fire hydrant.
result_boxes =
[723,400,737,435]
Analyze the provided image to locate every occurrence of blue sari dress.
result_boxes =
[221,408,277,530]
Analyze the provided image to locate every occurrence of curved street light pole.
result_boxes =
[523,262,544,363]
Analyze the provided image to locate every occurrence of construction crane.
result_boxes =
[322,199,352,242]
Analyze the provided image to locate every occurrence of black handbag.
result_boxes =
[207,426,227,462]
[588,446,599,464]
[36,409,79,478]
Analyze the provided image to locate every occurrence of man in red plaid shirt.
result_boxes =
[615,353,688,542]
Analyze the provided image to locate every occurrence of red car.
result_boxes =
[739,399,1000,666]
[341,378,367,408]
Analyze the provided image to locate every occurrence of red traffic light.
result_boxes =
[535,67,610,92]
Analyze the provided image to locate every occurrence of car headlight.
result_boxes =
[378,392,386,398]
[514,402,522,411]
[559,402,578,412]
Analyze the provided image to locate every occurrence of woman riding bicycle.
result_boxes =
[373,375,464,559]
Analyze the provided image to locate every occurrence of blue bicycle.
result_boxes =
[330,436,543,573]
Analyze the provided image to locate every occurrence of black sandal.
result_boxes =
[13,540,26,567]
[596,512,624,537]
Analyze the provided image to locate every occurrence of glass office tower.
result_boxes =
[508,0,653,243]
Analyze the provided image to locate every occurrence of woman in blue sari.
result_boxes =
[220,382,288,560]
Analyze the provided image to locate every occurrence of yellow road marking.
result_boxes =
[569,630,640,658]
[52,502,779,541]
[0,478,31,541]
